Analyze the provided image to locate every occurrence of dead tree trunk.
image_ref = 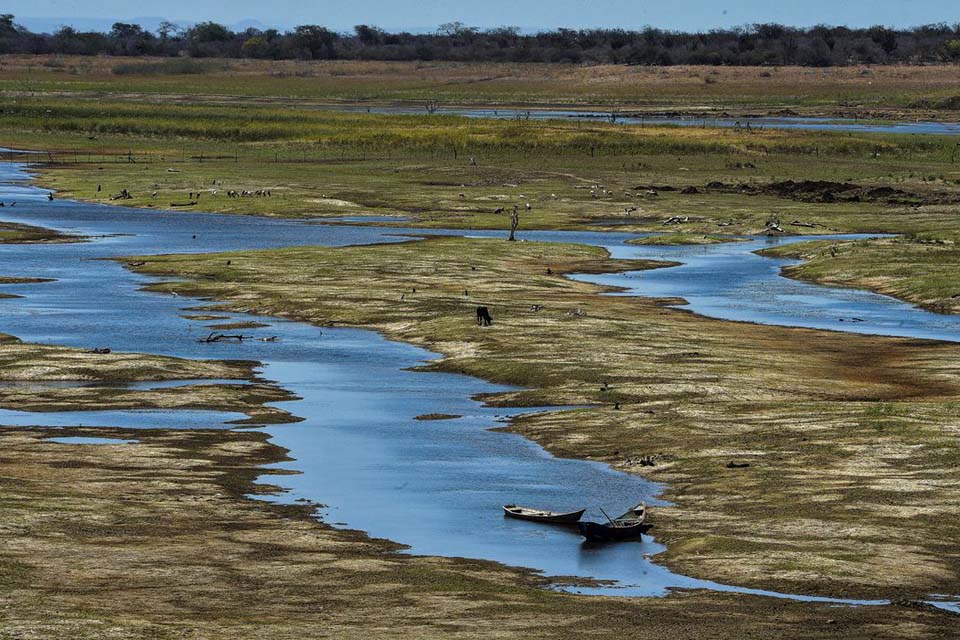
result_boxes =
[508,211,519,241]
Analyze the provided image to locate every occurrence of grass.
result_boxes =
[10,87,954,312]
[0,333,296,423]
[127,235,960,600]
[4,93,960,241]
[1,56,960,113]
[3,425,950,638]
[0,221,80,243]
[761,236,960,313]
[3,60,960,635]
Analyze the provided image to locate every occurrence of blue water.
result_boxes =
[338,106,960,136]
[47,436,139,445]
[0,161,956,606]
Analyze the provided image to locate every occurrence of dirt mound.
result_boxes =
[633,184,677,192]
[765,180,860,201]
[701,179,936,204]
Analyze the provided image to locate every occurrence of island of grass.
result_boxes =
[0,332,295,424]
[0,221,81,244]
[627,233,745,245]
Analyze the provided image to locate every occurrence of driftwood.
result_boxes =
[200,332,251,343]
[170,201,199,208]
[88,347,112,354]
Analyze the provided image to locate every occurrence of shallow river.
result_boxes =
[0,162,956,607]
[337,105,960,136]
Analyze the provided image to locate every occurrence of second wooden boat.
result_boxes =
[503,504,586,524]
[577,502,652,542]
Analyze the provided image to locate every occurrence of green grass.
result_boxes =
[761,235,960,313]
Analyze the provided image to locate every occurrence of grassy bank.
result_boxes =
[2,56,960,114]
[4,96,960,241]
[0,333,295,423]
[760,236,960,314]
[627,233,745,245]
[0,220,80,243]
[4,425,953,638]
[127,236,960,601]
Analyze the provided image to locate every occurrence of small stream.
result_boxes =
[0,161,957,609]
[334,105,960,136]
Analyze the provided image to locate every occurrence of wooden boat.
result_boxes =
[503,504,586,524]
[577,502,652,542]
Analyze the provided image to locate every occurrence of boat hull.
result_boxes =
[577,520,652,542]
[503,505,586,524]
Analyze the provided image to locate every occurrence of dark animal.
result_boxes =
[476,306,493,326]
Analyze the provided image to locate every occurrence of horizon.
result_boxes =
[5,0,960,33]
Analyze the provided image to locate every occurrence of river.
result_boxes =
[0,161,956,608]
[335,105,960,136]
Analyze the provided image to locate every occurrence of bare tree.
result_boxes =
[508,210,519,241]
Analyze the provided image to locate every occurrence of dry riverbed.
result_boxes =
[126,236,960,604]
[1,425,955,639]
[0,244,954,635]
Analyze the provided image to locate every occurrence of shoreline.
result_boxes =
[8,155,959,600]
[125,234,960,601]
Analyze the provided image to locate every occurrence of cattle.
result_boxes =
[476,306,493,326]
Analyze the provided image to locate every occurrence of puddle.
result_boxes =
[47,436,139,445]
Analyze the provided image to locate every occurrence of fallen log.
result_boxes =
[200,332,251,343]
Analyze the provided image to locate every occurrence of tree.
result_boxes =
[946,39,960,61]
[189,21,232,43]
[110,22,153,55]
[157,20,179,43]
[354,24,383,46]
[438,22,467,37]
[292,25,338,59]
[870,26,898,55]
[0,14,17,36]
[242,36,270,58]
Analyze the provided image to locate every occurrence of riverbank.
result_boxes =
[0,220,80,243]
[0,332,296,423]
[5,425,954,639]
[127,235,960,601]
[760,236,960,315]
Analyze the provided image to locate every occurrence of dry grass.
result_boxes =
[1,425,954,638]
[2,56,959,112]
[128,236,960,600]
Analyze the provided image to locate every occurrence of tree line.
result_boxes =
[2,15,960,66]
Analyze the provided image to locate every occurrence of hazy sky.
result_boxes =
[5,0,959,31]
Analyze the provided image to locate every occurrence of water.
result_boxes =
[336,105,960,136]
[576,235,960,343]
[0,161,957,605]
[47,436,139,445]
